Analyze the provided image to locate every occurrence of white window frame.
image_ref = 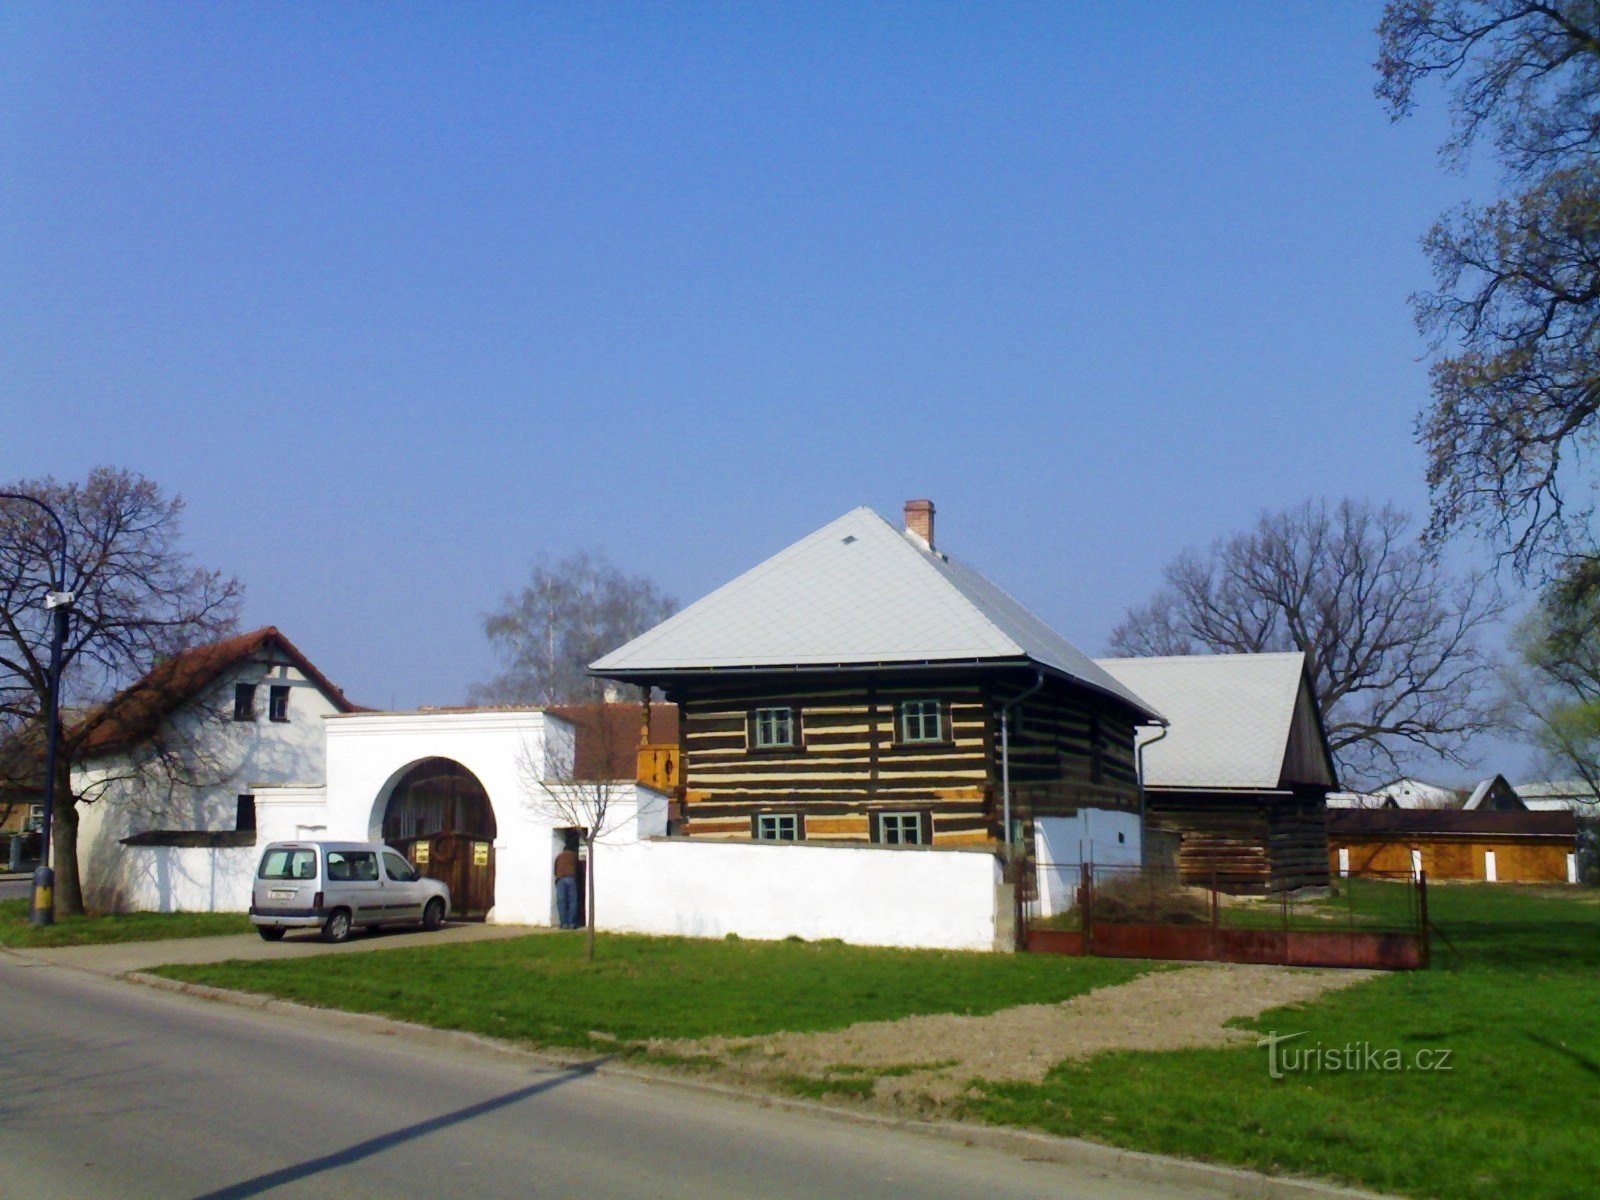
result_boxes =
[878,811,925,845]
[752,706,796,749]
[755,813,801,841]
[898,699,943,743]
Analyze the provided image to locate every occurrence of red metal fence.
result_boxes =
[1022,862,1429,970]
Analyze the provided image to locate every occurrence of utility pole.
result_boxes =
[0,493,73,925]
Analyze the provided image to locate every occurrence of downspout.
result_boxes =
[999,668,1046,871]
[1135,720,1171,865]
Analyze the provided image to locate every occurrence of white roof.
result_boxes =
[592,507,1159,718]
[1094,653,1320,790]
[1514,781,1600,811]
[1374,778,1458,809]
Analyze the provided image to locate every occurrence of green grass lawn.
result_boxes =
[154,933,1152,1050]
[969,884,1600,1200]
[0,898,251,947]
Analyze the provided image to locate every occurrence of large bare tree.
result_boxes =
[1109,499,1506,784]
[0,469,241,913]
[1378,1,1600,575]
[471,551,674,706]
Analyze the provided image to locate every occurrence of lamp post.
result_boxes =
[0,493,72,926]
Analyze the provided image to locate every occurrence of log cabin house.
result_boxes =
[1094,653,1337,893]
[591,502,1164,864]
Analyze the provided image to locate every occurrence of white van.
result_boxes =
[249,841,452,943]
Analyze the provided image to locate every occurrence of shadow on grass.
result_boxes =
[189,1057,609,1200]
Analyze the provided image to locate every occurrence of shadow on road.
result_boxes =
[189,1057,611,1200]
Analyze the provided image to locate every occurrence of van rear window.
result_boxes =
[259,848,318,880]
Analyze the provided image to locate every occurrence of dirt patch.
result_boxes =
[651,963,1376,1107]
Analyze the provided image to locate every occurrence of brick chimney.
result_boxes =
[904,499,935,551]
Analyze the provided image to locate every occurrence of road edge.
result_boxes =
[124,969,1393,1200]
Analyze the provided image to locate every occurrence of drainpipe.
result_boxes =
[1135,720,1171,865]
[999,668,1046,872]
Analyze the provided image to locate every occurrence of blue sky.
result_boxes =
[1,4,1524,781]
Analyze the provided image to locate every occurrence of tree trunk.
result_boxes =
[584,835,596,963]
[53,772,84,916]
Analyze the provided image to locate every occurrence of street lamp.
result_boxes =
[0,493,72,926]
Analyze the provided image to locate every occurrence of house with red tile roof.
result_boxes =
[71,627,361,911]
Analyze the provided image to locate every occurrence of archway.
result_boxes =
[381,758,497,919]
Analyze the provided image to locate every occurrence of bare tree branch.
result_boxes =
[1109,499,1507,785]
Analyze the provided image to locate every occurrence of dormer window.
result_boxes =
[751,706,796,749]
[898,699,944,744]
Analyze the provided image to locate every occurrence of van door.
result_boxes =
[382,850,424,923]
[326,849,384,926]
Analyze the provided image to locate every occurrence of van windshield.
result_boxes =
[259,848,318,881]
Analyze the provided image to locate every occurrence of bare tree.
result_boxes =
[1378,1,1600,575]
[0,469,241,913]
[471,551,674,706]
[516,707,646,962]
[1109,499,1506,785]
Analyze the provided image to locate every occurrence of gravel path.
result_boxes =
[654,963,1377,1106]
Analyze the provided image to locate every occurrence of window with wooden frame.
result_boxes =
[749,706,798,750]
[233,683,257,722]
[873,810,928,845]
[268,685,290,722]
[897,699,944,744]
[753,812,803,841]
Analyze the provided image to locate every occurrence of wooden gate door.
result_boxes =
[398,834,495,920]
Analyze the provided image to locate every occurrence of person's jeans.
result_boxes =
[555,875,578,929]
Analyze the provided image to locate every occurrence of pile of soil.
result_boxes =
[651,962,1377,1109]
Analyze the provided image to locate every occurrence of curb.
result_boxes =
[127,970,1394,1200]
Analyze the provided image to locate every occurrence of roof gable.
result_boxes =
[76,627,359,755]
[1094,652,1337,791]
[591,507,1158,718]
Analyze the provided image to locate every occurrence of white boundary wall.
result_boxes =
[595,838,1003,951]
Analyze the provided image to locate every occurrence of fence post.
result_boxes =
[1417,869,1430,970]
[1210,865,1219,958]
[1082,862,1094,956]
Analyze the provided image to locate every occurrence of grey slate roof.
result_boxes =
[1094,652,1312,790]
[591,506,1160,719]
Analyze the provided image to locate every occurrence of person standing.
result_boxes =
[553,834,580,930]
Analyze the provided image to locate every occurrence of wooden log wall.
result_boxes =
[675,671,1141,846]
[1147,790,1331,894]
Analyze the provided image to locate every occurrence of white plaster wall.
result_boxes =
[100,844,261,913]
[594,839,1002,951]
[1034,810,1142,918]
[75,662,340,912]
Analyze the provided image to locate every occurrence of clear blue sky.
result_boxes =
[0,4,1525,782]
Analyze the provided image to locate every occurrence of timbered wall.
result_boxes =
[1146,790,1330,894]
[673,671,1141,847]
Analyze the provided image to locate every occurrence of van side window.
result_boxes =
[383,852,415,882]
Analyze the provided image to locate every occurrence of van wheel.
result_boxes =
[321,909,353,943]
[257,927,286,942]
[422,898,446,932]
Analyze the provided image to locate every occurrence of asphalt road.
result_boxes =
[0,875,33,901]
[0,956,1234,1200]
